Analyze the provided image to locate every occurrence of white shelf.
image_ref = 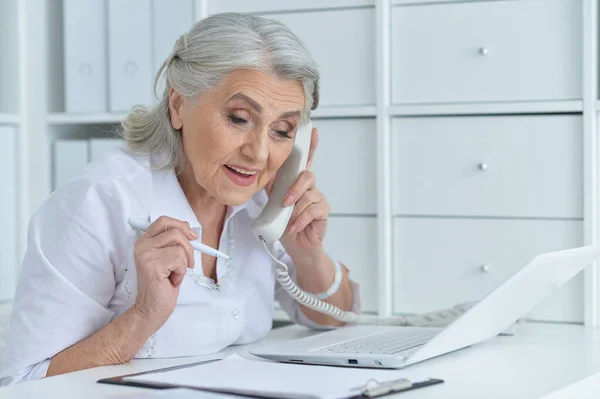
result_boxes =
[391,0,481,5]
[208,0,374,15]
[389,101,583,116]
[47,113,128,125]
[0,114,20,124]
[47,106,377,125]
[312,105,376,118]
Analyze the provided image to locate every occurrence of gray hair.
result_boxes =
[121,12,320,172]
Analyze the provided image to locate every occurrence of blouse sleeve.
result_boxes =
[0,180,127,385]
[272,242,362,330]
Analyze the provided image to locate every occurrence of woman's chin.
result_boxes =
[218,189,256,207]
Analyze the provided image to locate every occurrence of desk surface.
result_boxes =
[1,322,600,399]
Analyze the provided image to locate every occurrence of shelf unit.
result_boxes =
[4,0,600,325]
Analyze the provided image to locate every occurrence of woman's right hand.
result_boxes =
[132,216,197,330]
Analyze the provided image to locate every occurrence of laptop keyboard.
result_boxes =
[316,329,439,355]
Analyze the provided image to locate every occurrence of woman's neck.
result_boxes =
[178,164,227,229]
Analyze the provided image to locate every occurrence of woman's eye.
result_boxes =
[275,130,292,139]
[229,114,247,125]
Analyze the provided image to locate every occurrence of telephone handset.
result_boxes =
[250,121,477,328]
[249,120,378,324]
[251,121,313,243]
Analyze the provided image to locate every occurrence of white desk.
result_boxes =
[1,322,600,399]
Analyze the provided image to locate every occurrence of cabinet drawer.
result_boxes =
[265,8,375,107]
[391,0,581,104]
[325,217,377,312]
[392,217,583,322]
[311,119,376,215]
[391,115,582,218]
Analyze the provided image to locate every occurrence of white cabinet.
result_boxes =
[391,0,582,104]
[311,119,376,215]
[266,8,376,107]
[325,217,377,313]
[391,115,582,219]
[393,217,583,322]
[391,113,585,323]
[0,127,17,301]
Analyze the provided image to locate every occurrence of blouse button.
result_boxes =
[231,309,240,320]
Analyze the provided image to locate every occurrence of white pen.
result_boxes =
[127,218,230,260]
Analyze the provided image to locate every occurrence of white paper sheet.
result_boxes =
[110,387,255,398]
[124,354,431,399]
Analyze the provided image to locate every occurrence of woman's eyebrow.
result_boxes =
[230,93,263,112]
[229,93,301,119]
[279,110,301,119]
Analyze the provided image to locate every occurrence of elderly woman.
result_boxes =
[0,13,359,385]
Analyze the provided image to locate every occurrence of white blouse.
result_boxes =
[0,148,360,385]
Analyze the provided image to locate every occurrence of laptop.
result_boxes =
[251,245,600,369]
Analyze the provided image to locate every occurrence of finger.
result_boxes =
[145,216,197,241]
[288,188,323,228]
[151,229,195,269]
[162,247,188,287]
[288,200,329,235]
[283,170,316,207]
[306,127,319,170]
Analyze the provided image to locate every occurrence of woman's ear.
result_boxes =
[168,88,185,130]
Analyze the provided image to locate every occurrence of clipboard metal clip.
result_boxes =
[352,378,413,397]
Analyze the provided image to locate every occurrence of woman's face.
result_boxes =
[169,69,306,206]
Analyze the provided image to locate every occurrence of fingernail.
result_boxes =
[288,224,296,234]
[189,229,198,240]
[283,194,295,207]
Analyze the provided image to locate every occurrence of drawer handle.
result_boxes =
[479,264,491,273]
[478,162,488,171]
[478,47,489,56]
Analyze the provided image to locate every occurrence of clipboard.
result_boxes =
[98,357,444,398]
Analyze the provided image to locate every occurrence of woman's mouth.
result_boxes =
[223,164,259,187]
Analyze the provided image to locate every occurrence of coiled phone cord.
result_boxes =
[262,241,477,327]
[263,241,410,326]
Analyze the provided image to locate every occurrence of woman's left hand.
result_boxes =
[266,127,329,254]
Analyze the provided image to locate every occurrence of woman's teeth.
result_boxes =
[227,165,257,176]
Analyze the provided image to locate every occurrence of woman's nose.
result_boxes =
[240,128,269,162]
